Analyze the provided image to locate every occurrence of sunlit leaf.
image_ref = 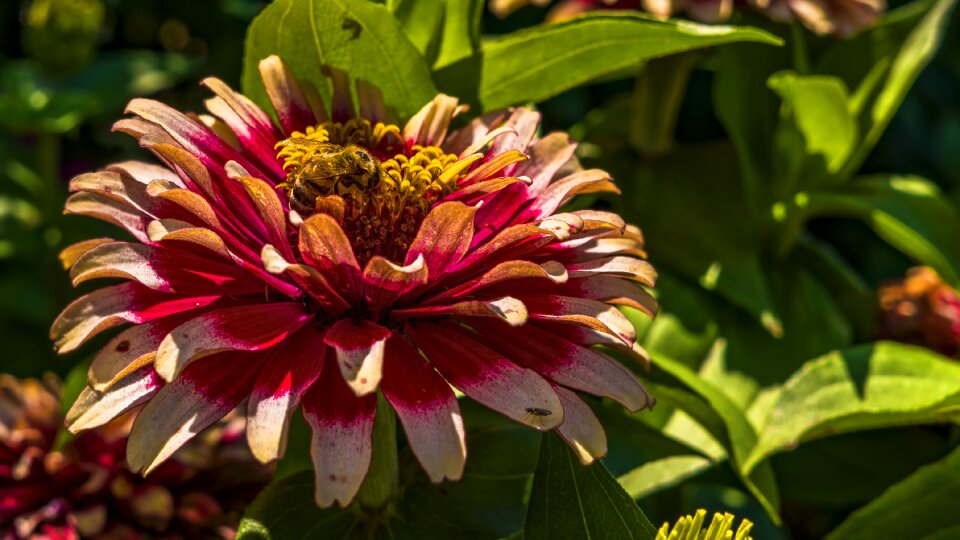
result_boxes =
[745,342,960,474]
[435,12,781,112]
[242,0,437,118]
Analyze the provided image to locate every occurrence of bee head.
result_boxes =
[348,146,382,189]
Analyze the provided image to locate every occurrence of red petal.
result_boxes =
[408,323,563,430]
[363,254,428,312]
[154,302,309,381]
[405,202,477,279]
[471,319,651,412]
[247,328,327,463]
[381,333,465,483]
[302,353,377,508]
[324,319,391,396]
[299,214,362,301]
[127,351,264,474]
[258,56,317,134]
[51,282,220,353]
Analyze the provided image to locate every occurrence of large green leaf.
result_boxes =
[827,446,960,539]
[744,342,960,474]
[802,175,960,285]
[434,12,781,112]
[817,0,957,178]
[768,72,858,192]
[242,0,437,119]
[391,0,484,68]
[645,354,782,523]
[525,433,657,540]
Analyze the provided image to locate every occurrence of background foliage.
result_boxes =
[2,0,959,538]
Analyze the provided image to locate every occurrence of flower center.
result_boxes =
[276,121,472,264]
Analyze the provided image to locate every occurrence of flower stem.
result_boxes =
[355,392,398,511]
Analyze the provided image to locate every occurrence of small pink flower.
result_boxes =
[878,266,960,357]
[52,56,656,508]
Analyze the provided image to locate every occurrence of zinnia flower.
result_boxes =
[491,0,884,37]
[877,266,960,357]
[0,375,271,539]
[52,56,656,508]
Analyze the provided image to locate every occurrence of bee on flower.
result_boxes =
[52,55,657,508]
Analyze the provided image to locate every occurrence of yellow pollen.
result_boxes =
[275,123,475,264]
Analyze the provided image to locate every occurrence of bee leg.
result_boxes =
[290,183,321,215]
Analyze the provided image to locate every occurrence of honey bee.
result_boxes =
[279,140,384,215]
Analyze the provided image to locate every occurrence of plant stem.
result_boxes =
[629,51,700,156]
[355,392,398,512]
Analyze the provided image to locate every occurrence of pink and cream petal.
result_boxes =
[363,254,428,312]
[408,323,563,431]
[127,351,264,474]
[405,202,477,277]
[393,297,528,327]
[261,244,349,311]
[247,329,327,463]
[323,319,391,396]
[258,55,317,134]
[552,385,608,465]
[299,214,362,300]
[50,282,219,353]
[154,302,310,381]
[520,294,636,346]
[381,333,465,483]
[516,132,577,195]
[471,320,651,412]
[88,313,198,392]
[67,367,163,433]
[65,192,151,243]
[59,238,113,270]
[404,94,459,147]
[302,354,378,508]
[567,256,658,286]
[429,260,567,303]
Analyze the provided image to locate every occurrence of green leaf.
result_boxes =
[391,0,445,65]
[745,342,960,474]
[398,401,540,539]
[826,445,960,539]
[525,433,657,540]
[630,142,781,336]
[242,0,437,119]
[645,354,782,523]
[642,354,782,523]
[774,428,955,508]
[712,34,790,212]
[593,399,716,500]
[236,471,359,539]
[391,0,484,68]
[768,72,858,192]
[802,175,960,285]
[818,0,957,178]
[434,12,781,112]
